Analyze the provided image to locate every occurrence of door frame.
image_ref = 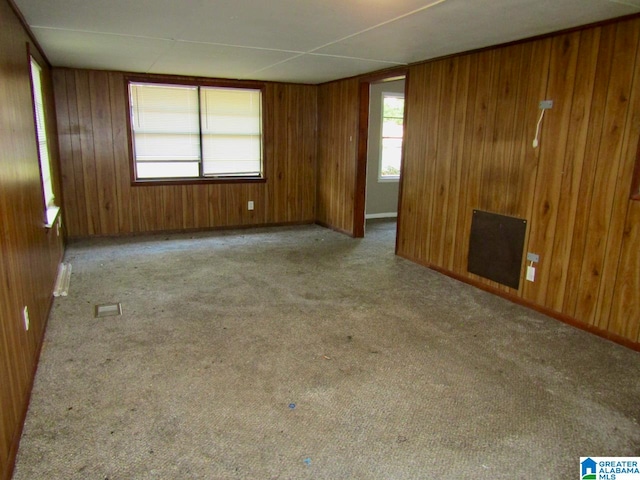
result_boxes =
[353,68,408,250]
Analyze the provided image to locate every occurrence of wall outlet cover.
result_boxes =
[526,265,536,282]
[23,306,30,331]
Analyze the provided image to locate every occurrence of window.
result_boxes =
[128,80,263,182]
[379,92,404,181]
[29,57,59,227]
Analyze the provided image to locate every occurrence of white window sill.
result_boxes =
[45,206,60,228]
[378,176,400,183]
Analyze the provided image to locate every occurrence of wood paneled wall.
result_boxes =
[0,1,65,478]
[53,69,317,237]
[397,17,640,346]
[316,78,360,235]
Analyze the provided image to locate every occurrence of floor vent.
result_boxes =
[95,303,122,318]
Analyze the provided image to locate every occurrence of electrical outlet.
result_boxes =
[23,306,30,331]
[526,252,540,263]
[248,201,254,211]
[526,265,536,282]
[539,100,553,109]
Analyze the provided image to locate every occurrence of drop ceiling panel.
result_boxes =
[252,54,403,84]
[146,42,299,80]
[13,0,640,84]
[15,0,208,39]
[31,28,173,73]
[317,0,640,63]
[137,0,440,51]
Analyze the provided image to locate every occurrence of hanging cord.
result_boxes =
[532,109,546,148]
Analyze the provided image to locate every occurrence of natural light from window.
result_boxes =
[129,82,263,182]
[30,57,58,227]
[379,93,404,181]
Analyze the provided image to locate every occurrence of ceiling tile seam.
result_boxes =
[246,52,308,77]
[245,1,452,78]
[303,52,406,65]
[246,51,405,79]
[145,39,180,74]
[174,39,305,55]
[606,0,640,7]
[302,0,450,55]
[31,25,174,42]
[31,26,313,55]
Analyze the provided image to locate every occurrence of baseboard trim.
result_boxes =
[365,212,398,219]
[315,220,355,237]
[67,220,316,241]
[398,252,640,353]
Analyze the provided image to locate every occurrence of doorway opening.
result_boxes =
[354,74,407,249]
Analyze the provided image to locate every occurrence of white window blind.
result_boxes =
[201,87,262,177]
[129,82,263,180]
[30,59,55,208]
[130,83,200,178]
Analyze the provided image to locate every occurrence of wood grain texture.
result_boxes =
[54,70,317,237]
[0,0,65,478]
[316,78,359,235]
[397,16,640,345]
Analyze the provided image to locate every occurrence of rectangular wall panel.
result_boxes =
[397,16,640,346]
[0,1,65,478]
[54,70,318,237]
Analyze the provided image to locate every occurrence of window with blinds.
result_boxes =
[128,81,263,181]
[30,58,58,227]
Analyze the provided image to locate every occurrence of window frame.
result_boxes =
[378,91,404,183]
[125,74,267,186]
[28,54,60,228]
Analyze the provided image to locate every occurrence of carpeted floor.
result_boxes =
[13,220,640,479]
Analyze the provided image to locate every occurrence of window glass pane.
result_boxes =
[201,87,262,176]
[383,95,404,122]
[380,93,404,179]
[130,83,200,166]
[382,120,403,139]
[30,58,55,208]
[381,138,402,177]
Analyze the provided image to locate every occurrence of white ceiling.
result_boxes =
[14,0,640,84]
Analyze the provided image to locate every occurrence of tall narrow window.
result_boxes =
[129,81,263,182]
[29,58,58,227]
[379,93,404,181]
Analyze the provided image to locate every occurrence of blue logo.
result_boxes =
[580,457,640,479]
[581,458,597,479]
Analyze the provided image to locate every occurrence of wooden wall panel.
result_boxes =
[545,30,599,314]
[54,70,317,237]
[609,201,640,341]
[268,84,317,224]
[316,78,359,235]
[0,0,65,478]
[525,32,581,306]
[397,16,640,347]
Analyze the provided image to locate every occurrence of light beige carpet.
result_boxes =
[13,221,640,479]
